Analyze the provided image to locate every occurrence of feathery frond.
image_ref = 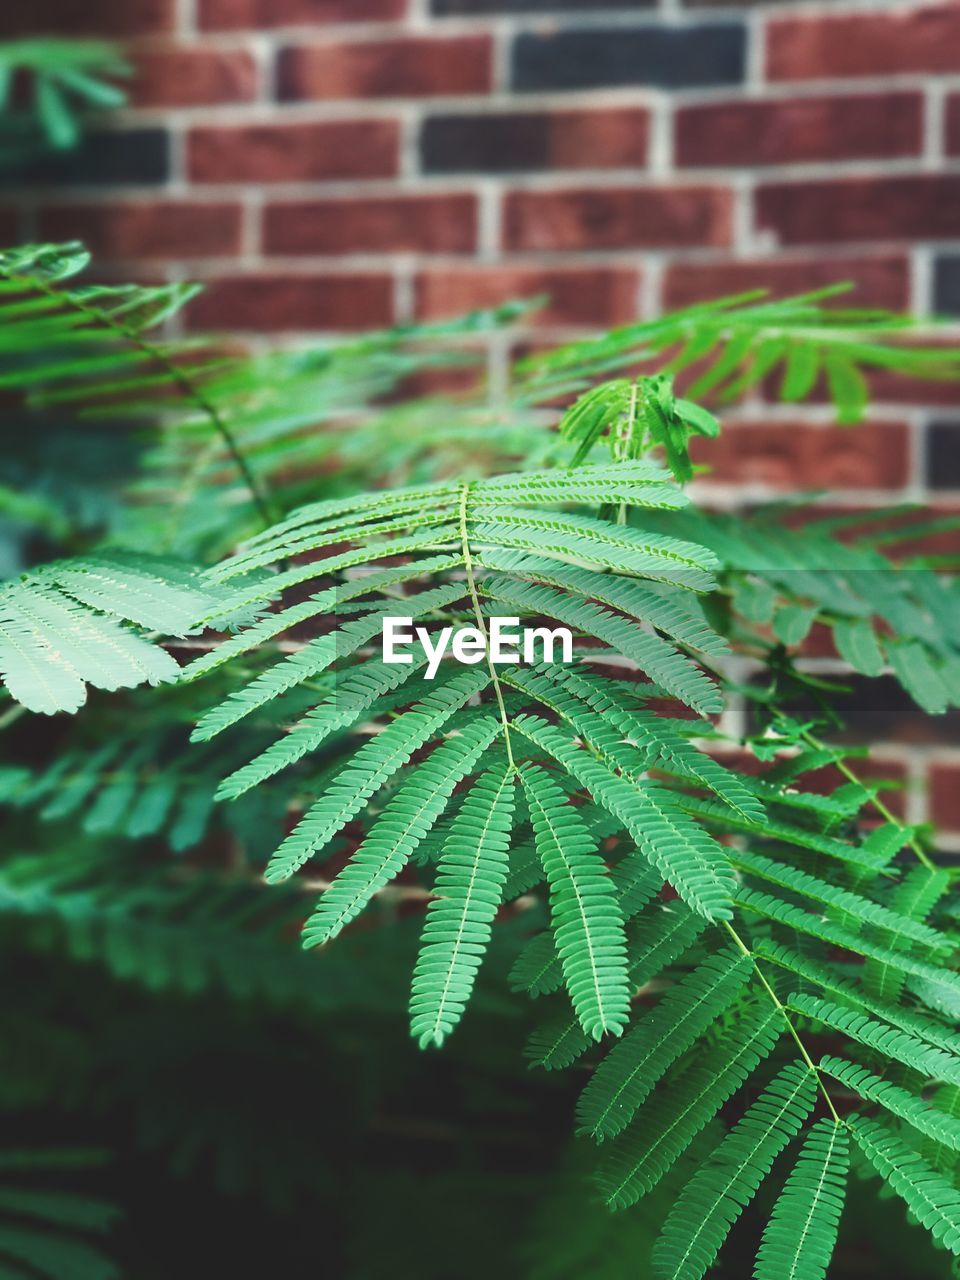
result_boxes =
[754,1119,849,1280]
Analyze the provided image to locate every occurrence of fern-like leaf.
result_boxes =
[754,1119,849,1280]
[851,1115,960,1254]
[301,712,501,944]
[821,1056,960,1152]
[654,1061,818,1280]
[597,1005,781,1210]
[576,948,751,1141]
[520,763,630,1041]
[410,763,517,1047]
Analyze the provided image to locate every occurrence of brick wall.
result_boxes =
[6,0,960,844]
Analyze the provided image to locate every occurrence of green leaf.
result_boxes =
[520,763,631,1041]
[410,764,517,1048]
[851,1116,960,1255]
[754,1119,848,1280]
[654,1062,817,1280]
[576,948,751,1141]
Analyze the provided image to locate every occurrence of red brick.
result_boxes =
[503,187,731,252]
[676,93,922,168]
[188,121,398,183]
[183,274,394,332]
[541,108,649,169]
[869,362,960,409]
[663,256,910,311]
[756,177,960,246]
[264,195,477,256]
[4,0,173,34]
[277,36,492,101]
[692,420,909,491]
[0,210,19,244]
[945,94,960,155]
[768,5,960,80]
[130,48,258,108]
[199,0,404,26]
[929,764,960,829]
[803,758,907,819]
[37,203,243,261]
[415,266,641,327]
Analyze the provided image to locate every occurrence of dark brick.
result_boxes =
[421,108,648,174]
[512,24,745,92]
[434,0,648,11]
[926,421,960,489]
[13,129,168,187]
[934,257,960,318]
[2,0,173,34]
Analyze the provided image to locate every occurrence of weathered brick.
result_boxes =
[130,48,258,107]
[503,187,731,252]
[0,209,19,244]
[264,194,477,255]
[676,93,922,168]
[755,177,960,245]
[3,0,173,34]
[199,0,405,25]
[435,0,647,11]
[182,274,394,332]
[934,256,960,318]
[278,36,492,101]
[664,256,910,311]
[14,130,168,187]
[188,121,398,183]
[768,5,960,80]
[869,363,960,410]
[512,24,745,92]
[692,420,909,491]
[802,757,908,818]
[415,266,641,326]
[925,421,960,489]
[421,108,648,174]
[945,94,960,156]
[37,202,243,261]
[930,763,960,829]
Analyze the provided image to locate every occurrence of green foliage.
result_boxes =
[0,40,127,164]
[0,554,215,713]
[0,1148,118,1280]
[756,1120,849,1280]
[4,241,960,1276]
[654,1061,818,1280]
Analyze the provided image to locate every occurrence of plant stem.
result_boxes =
[723,919,841,1122]
[28,274,276,531]
[801,728,936,871]
[458,481,516,769]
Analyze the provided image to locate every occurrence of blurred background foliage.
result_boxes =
[1,36,959,1280]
